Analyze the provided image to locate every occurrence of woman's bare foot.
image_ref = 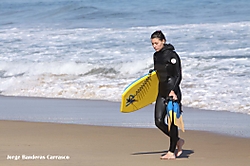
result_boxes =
[176,138,185,157]
[160,151,176,160]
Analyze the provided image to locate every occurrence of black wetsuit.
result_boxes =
[153,44,182,153]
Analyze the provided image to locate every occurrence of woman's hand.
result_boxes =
[169,90,177,100]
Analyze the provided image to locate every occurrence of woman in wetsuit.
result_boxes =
[151,30,184,160]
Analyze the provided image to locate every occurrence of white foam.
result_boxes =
[1,21,250,115]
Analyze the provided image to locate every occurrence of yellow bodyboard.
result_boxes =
[120,71,159,113]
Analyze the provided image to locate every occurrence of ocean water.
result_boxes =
[0,0,250,115]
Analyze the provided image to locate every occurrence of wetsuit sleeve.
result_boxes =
[170,52,182,91]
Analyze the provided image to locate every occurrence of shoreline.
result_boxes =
[0,95,250,138]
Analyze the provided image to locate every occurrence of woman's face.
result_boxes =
[151,38,165,52]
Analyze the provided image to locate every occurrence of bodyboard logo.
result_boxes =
[125,73,153,107]
[126,95,137,107]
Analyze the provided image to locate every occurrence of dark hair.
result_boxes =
[151,30,166,41]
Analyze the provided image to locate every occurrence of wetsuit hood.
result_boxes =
[161,44,175,52]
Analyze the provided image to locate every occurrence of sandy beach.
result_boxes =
[0,121,250,166]
[0,97,250,166]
